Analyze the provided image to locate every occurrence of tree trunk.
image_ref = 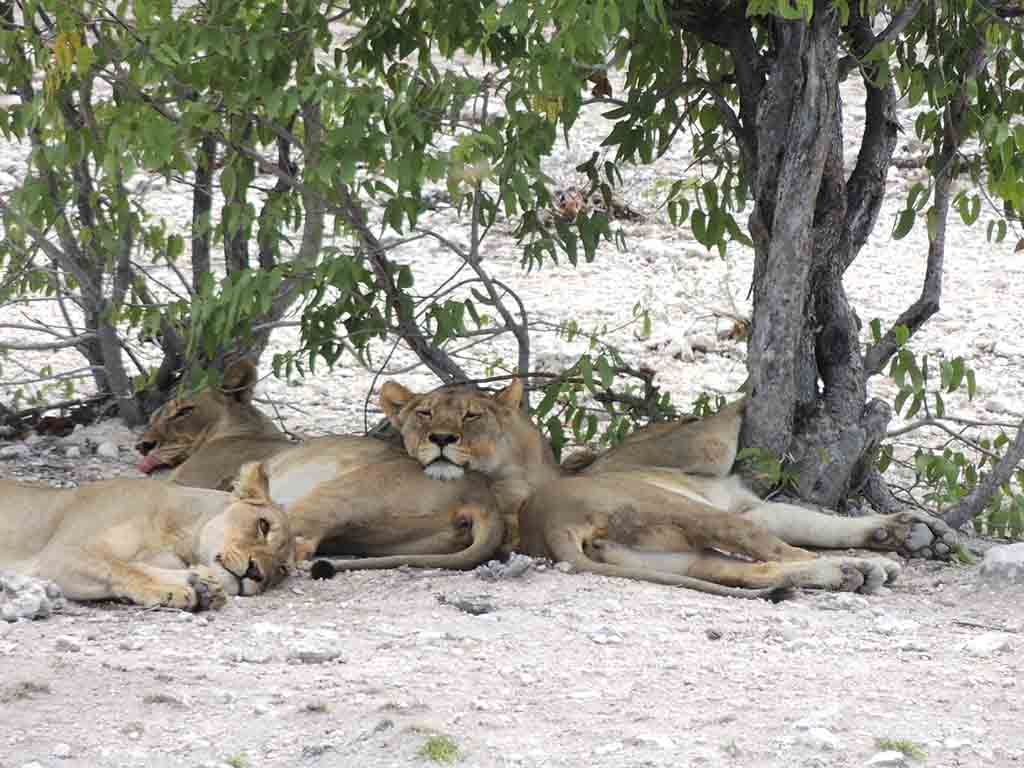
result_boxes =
[731,1,900,509]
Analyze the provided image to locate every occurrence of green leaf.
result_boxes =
[892,209,915,240]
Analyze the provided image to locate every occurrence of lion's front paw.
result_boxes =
[871,511,958,560]
[185,567,227,611]
[148,568,226,611]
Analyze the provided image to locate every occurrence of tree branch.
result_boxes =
[863,41,988,376]
[942,417,1024,530]
[842,0,902,269]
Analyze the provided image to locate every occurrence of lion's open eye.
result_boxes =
[258,518,271,537]
[172,406,196,420]
[464,411,482,422]
[416,409,432,419]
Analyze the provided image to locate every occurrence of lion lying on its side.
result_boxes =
[0,463,294,611]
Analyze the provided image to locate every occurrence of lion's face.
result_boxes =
[198,463,293,597]
[379,380,524,481]
[136,360,259,474]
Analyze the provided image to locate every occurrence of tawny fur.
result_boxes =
[0,463,295,611]
[135,360,293,490]
[378,380,957,597]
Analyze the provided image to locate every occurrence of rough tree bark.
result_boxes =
[670,0,936,510]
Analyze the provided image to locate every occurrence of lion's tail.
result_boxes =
[309,504,505,579]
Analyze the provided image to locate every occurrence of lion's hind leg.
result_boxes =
[737,500,958,560]
[588,539,900,594]
[542,524,788,601]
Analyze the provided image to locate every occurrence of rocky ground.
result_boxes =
[2,32,1024,768]
[0,546,1022,768]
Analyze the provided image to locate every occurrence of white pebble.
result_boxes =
[96,441,120,459]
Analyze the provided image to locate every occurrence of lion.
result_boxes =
[305,379,959,598]
[133,367,507,573]
[263,435,505,572]
[135,359,294,490]
[0,462,294,611]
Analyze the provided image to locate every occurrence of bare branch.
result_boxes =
[942,418,1024,530]
[863,40,989,376]
[0,334,97,351]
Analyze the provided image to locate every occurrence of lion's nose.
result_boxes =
[244,560,263,583]
[136,440,157,455]
[429,433,458,447]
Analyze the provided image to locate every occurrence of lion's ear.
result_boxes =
[222,359,258,404]
[379,381,415,426]
[494,379,523,410]
[234,461,271,504]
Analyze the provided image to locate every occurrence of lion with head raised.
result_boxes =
[0,463,295,611]
[135,359,294,490]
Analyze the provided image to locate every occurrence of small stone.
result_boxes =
[594,741,623,756]
[554,561,573,573]
[666,338,695,362]
[798,727,841,751]
[96,441,119,459]
[705,628,723,641]
[629,734,676,750]
[815,592,869,612]
[588,628,623,645]
[55,635,82,652]
[874,617,920,635]
[688,334,717,353]
[0,443,29,460]
[65,446,82,459]
[52,742,72,759]
[865,750,908,767]
[979,542,1024,584]
[964,632,1012,657]
[223,648,274,664]
[286,646,341,664]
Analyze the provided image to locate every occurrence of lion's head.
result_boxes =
[379,379,539,481]
[199,462,294,597]
[136,360,272,474]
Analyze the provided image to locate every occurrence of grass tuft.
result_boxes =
[418,735,459,763]
[875,737,927,761]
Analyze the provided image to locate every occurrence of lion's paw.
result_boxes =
[185,567,227,611]
[148,568,226,611]
[836,557,900,594]
[792,556,900,594]
[871,511,958,560]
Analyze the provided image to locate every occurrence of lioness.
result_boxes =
[307,379,958,597]
[135,360,294,489]
[0,463,294,610]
